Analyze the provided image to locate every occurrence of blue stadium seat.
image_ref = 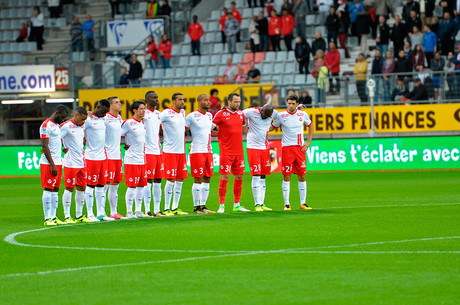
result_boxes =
[186,66,196,77]
[283,75,294,84]
[213,43,224,53]
[294,74,306,85]
[210,10,220,21]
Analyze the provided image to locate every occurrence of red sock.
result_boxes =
[233,179,243,204]
[219,179,228,205]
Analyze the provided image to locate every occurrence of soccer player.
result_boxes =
[121,100,149,219]
[84,99,112,222]
[39,104,69,226]
[270,95,314,210]
[105,96,125,219]
[243,104,278,211]
[143,91,167,217]
[212,93,249,213]
[159,92,188,216]
[185,94,215,214]
[60,106,91,223]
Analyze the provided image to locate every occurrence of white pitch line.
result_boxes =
[316,202,460,210]
[281,250,460,254]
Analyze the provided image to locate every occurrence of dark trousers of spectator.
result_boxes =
[329,72,340,93]
[327,31,337,46]
[72,38,83,52]
[356,80,367,104]
[441,38,454,56]
[338,33,349,57]
[393,41,404,53]
[49,6,60,18]
[16,36,25,42]
[283,34,293,51]
[30,26,44,50]
[298,59,310,75]
[295,18,306,40]
[227,34,237,53]
[221,31,226,44]
[236,30,241,42]
[130,79,140,87]
[250,38,259,53]
[425,52,433,68]
[269,35,280,51]
[191,40,201,55]
[110,2,120,18]
[248,0,265,7]
[446,74,455,99]
[259,34,268,51]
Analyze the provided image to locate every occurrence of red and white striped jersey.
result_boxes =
[121,117,146,165]
[60,120,84,168]
[185,110,213,154]
[243,107,278,150]
[272,110,312,147]
[39,118,62,165]
[144,108,162,155]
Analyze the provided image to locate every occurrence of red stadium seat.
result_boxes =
[240,52,254,64]
[254,52,265,63]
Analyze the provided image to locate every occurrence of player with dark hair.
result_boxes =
[122,100,149,219]
[185,94,215,214]
[270,95,314,210]
[212,93,249,213]
[84,99,111,222]
[159,92,188,215]
[40,104,69,226]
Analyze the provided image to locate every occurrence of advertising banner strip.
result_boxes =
[0,65,55,94]
[2,136,459,176]
[107,19,164,48]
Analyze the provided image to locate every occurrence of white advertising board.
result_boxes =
[0,65,55,94]
[107,19,164,48]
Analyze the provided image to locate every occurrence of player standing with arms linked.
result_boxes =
[270,95,314,210]
[243,104,277,211]
[40,104,68,226]
[185,94,216,214]
[212,93,249,213]
[160,93,188,215]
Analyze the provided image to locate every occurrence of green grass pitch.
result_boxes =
[0,171,459,304]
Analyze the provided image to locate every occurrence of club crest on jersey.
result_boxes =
[67,179,71,183]
[147,170,151,174]
[129,178,133,182]
[166,170,170,174]
[193,169,197,173]
[299,118,302,121]
[47,179,52,183]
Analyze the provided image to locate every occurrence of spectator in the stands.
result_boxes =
[371,49,383,103]
[257,11,269,51]
[157,0,172,17]
[403,41,413,60]
[220,8,229,44]
[299,90,312,106]
[391,15,406,53]
[445,51,455,98]
[348,0,364,37]
[158,33,172,69]
[430,16,439,34]
[412,44,425,69]
[325,41,340,94]
[294,37,311,75]
[248,0,265,7]
[382,50,395,101]
[416,64,429,83]
[27,20,32,41]
[402,0,420,24]
[224,12,240,53]
[355,5,371,56]
[16,23,28,42]
[406,10,422,35]
[145,35,158,69]
[325,6,339,46]
[404,78,428,102]
[423,24,437,68]
[247,61,261,82]
[293,0,308,40]
[281,8,294,51]
[147,0,159,19]
[119,0,132,17]
[223,58,239,82]
[438,11,457,56]
[366,0,394,19]
[268,10,281,51]
[391,78,409,102]
[231,1,242,42]
[30,6,44,50]
[128,54,143,87]
[337,9,350,58]
[249,16,260,52]
[395,49,413,81]
[120,67,129,86]
[431,52,444,98]
[265,1,275,16]
[376,16,390,57]
[235,68,248,83]
[311,32,326,57]
[281,0,293,15]
[188,15,204,56]
[409,26,423,49]
[424,0,436,26]
[109,0,120,18]
[82,15,95,56]
[70,16,83,52]
[209,89,222,116]
[354,53,368,104]
[313,50,326,105]
[48,0,60,18]
[440,0,455,16]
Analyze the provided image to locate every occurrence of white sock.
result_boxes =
[108,184,119,216]
[63,189,72,218]
[172,181,183,210]
[102,184,108,212]
[234,202,240,208]
[282,181,290,206]
[144,182,152,212]
[42,190,52,220]
[135,187,144,212]
[75,190,85,218]
[192,183,201,207]
[259,178,266,205]
[153,182,162,214]
[164,180,174,210]
[95,186,105,216]
[298,181,307,206]
[50,192,58,219]
[85,186,95,217]
[251,176,261,206]
[125,187,135,214]
[200,182,210,206]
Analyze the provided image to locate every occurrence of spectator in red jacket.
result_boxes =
[231,1,242,42]
[281,8,294,51]
[158,33,171,69]
[188,15,204,56]
[324,42,341,94]
[268,10,281,51]
[209,88,221,116]
[219,8,229,44]
[145,35,158,69]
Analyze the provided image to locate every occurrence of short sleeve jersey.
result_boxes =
[121,117,146,165]
[212,108,245,156]
[84,115,106,161]
[185,110,213,154]
[144,108,162,155]
[243,107,278,150]
[105,113,123,160]
[60,120,84,168]
[39,119,62,165]
[159,108,186,154]
[272,109,312,147]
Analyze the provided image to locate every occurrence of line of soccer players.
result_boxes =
[39,91,314,226]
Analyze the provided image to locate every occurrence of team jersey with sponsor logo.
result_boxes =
[212,108,245,155]
[243,107,278,150]
[121,117,146,165]
[105,112,123,160]
[272,110,312,147]
[185,110,213,154]
[84,115,106,161]
[144,108,162,155]
[60,120,85,168]
[160,107,186,154]
[39,118,62,165]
